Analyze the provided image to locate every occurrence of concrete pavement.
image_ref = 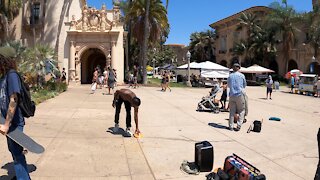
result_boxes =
[0,85,319,180]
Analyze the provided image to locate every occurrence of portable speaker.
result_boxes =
[195,141,214,172]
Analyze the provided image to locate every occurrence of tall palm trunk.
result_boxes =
[141,0,150,84]
[165,0,169,11]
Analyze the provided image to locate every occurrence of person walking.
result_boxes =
[266,75,273,99]
[60,68,67,83]
[227,63,247,131]
[107,67,116,95]
[0,47,31,179]
[290,76,295,93]
[220,81,228,110]
[133,65,138,88]
[317,78,320,98]
[112,89,141,137]
[165,71,172,92]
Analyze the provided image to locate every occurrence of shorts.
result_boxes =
[221,95,227,101]
[267,87,272,94]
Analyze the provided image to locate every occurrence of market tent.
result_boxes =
[176,62,201,69]
[241,64,274,73]
[176,61,230,78]
[201,69,230,78]
[198,61,230,70]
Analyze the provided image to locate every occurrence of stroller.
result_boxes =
[197,84,220,113]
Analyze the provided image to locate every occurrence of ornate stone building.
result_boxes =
[165,44,188,66]
[210,3,320,76]
[2,0,126,84]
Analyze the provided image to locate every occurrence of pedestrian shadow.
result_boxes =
[258,98,267,100]
[0,162,37,180]
[106,127,131,137]
[208,122,228,130]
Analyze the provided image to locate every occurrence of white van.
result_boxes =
[298,74,318,95]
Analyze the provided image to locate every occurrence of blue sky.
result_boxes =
[87,0,313,46]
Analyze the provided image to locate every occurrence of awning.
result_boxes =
[241,64,274,73]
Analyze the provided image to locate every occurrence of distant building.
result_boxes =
[165,44,188,66]
[210,2,320,76]
[1,0,126,84]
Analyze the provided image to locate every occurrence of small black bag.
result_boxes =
[253,120,262,132]
[8,70,36,118]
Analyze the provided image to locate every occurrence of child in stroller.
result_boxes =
[197,84,221,113]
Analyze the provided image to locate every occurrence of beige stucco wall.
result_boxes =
[211,6,319,76]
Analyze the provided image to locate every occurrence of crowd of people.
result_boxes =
[91,65,117,95]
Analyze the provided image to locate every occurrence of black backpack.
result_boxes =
[7,70,36,118]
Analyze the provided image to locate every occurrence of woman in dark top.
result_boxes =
[220,81,228,110]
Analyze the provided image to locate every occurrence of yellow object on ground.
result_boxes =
[134,133,143,138]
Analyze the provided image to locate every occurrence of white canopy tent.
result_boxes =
[241,64,274,73]
[176,61,230,78]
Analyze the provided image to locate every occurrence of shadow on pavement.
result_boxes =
[208,122,228,130]
[106,127,131,137]
[0,162,37,180]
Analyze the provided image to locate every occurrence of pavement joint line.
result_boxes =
[123,138,133,180]
[34,92,90,165]
[250,96,319,118]
[144,88,306,179]
[136,138,157,180]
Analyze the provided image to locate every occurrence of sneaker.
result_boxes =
[126,128,133,137]
[113,123,119,132]
[234,127,241,132]
[227,127,234,131]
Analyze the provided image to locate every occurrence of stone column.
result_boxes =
[107,52,111,67]
[111,41,116,68]
[69,41,76,81]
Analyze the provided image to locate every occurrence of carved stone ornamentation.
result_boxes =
[71,4,112,32]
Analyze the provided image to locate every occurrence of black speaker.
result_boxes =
[195,141,214,172]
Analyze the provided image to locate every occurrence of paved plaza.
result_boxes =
[0,85,319,180]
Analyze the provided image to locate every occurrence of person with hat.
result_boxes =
[227,63,247,131]
[265,75,273,100]
[0,46,31,179]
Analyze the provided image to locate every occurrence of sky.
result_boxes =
[87,0,313,46]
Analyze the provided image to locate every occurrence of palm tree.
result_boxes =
[0,0,22,42]
[237,12,261,45]
[20,44,58,87]
[189,30,216,62]
[266,1,299,73]
[126,0,169,84]
[233,40,248,65]
[303,6,320,60]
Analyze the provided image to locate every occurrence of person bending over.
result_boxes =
[112,89,141,137]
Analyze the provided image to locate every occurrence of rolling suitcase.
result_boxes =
[195,141,214,172]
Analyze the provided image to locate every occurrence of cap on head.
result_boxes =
[233,63,240,68]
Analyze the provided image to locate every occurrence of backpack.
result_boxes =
[7,70,36,118]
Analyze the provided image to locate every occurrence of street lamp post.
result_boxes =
[186,51,192,87]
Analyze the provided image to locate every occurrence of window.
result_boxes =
[30,3,40,25]
[220,36,227,51]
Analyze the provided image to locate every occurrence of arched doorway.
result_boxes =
[80,48,106,84]
[288,59,298,71]
[269,60,279,74]
[220,60,227,67]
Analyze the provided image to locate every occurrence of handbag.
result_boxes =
[91,82,97,91]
